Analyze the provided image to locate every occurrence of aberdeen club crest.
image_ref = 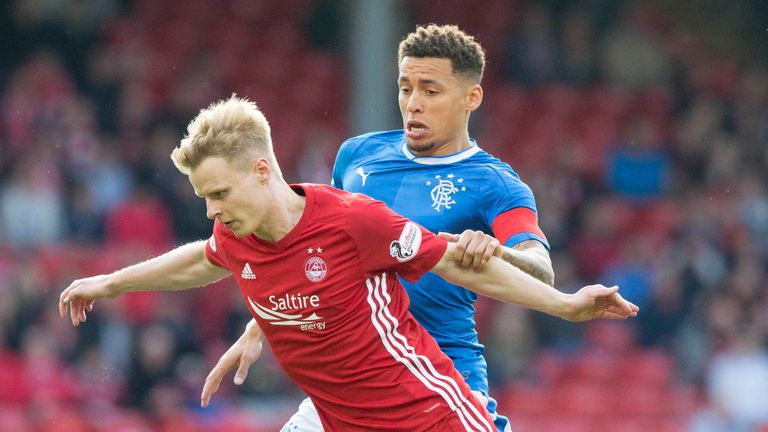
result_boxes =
[304,247,328,282]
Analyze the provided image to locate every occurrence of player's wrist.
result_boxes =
[102,273,124,297]
[245,319,265,340]
[554,291,577,321]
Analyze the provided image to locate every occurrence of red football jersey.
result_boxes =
[205,184,495,431]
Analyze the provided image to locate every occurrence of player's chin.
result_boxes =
[405,139,435,153]
[228,223,247,238]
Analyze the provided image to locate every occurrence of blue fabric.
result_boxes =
[332,130,545,408]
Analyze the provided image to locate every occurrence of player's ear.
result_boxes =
[465,83,483,112]
[252,158,271,184]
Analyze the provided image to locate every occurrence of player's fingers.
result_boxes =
[462,242,479,268]
[468,233,488,270]
[459,231,481,268]
[608,291,634,314]
[59,293,68,318]
[70,300,80,326]
[598,310,631,320]
[201,367,226,408]
[603,307,636,319]
[476,242,498,271]
[588,284,618,298]
[437,232,459,242]
[234,359,249,385]
[454,231,474,262]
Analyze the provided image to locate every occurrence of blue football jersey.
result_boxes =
[332,130,548,395]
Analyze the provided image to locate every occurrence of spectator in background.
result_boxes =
[104,180,175,257]
[606,115,671,200]
[559,6,598,86]
[600,2,673,90]
[0,155,66,248]
[690,320,768,432]
[599,234,656,310]
[503,4,559,86]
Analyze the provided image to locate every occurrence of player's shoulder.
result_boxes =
[305,183,381,213]
[469,147,527,187]
[339,129,404,156]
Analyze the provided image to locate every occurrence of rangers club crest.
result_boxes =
[304,255,328,282]
[426,174,466,212]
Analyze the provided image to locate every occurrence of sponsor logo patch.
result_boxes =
[390,222,422,262]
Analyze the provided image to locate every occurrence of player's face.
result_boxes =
[189,156,267,237]
[398,56,482,156]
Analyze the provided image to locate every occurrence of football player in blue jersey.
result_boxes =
[201,24,634,431]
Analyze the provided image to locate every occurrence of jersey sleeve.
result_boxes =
[331,137,356,190]
[485,169,549,249]
[204,220,230,269]
[345,196,447,282]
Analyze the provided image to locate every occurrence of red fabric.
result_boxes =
[491,207,547,244]
[206,184,493,431]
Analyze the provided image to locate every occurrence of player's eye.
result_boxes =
[399,87,411,95]
[426,89,439,96]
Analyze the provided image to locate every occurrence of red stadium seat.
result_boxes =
[551,382,611,417]
[616,349,675,388]
[498,382,552,417]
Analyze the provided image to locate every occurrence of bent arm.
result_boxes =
[109,240,230,295]
[60,240,231,326]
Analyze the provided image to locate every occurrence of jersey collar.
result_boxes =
[401,140,481,165]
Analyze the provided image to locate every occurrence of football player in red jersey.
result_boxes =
[60,95,637,431]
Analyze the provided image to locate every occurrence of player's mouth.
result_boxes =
[222,220,235,229]
[405,120,428,140]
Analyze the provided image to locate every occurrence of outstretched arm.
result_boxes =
[500,240,554,286]
[430,242,638,322]
[59,240,230,326]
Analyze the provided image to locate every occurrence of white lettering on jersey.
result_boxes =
[355,167,372,186]
[241,262,256,279]
[209,235,217,252]
[248,296,326,331]
[390,222,422,262]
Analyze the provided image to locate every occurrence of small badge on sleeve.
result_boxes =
[390,222,422,262]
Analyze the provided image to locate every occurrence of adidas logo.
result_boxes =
[241,263,256,280]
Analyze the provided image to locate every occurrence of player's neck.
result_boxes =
[252,182,306,243]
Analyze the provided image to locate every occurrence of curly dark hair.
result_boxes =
[397,24,486,82]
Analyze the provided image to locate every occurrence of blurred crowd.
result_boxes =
[0,0,767,431]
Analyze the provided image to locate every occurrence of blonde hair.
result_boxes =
[171,95,282,177]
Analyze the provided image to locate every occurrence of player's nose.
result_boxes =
[205,199,221,220]
[406,93,423,113]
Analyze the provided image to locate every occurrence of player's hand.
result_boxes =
[201,324,264,408]
[438,230,502,271]
[565,285,639,322]
[59,275,116,326]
